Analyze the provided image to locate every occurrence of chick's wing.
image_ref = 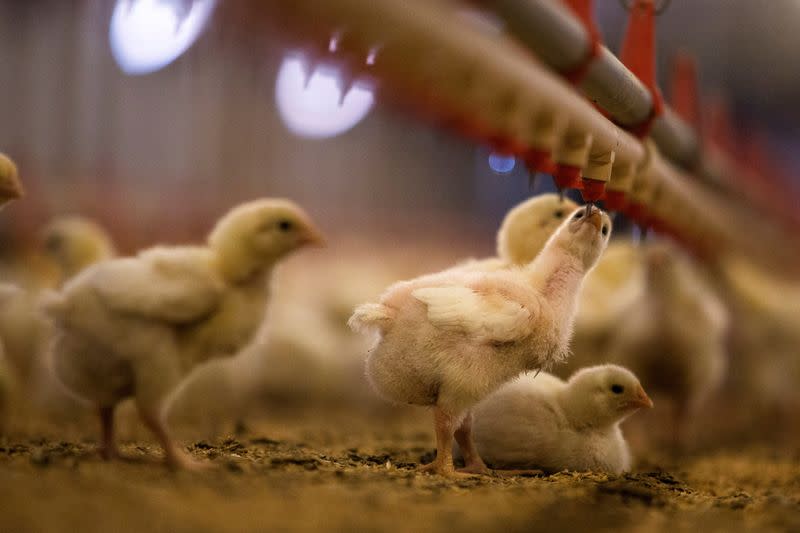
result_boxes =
[412,285,532,343]
[91,246,225,324]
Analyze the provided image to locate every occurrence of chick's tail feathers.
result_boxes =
[348,303,394,334]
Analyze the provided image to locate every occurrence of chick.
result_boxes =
[468,365,652,474]
[608,241,728,446]
[350,205,612,476]
[0,153,23,207]
[41,216,116,284]
[0,217,117,426]
[173,196,578,435]
[43,199,323,468]
[454,194,578,273]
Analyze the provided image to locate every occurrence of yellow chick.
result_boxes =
[0,216,118,428]
[454,194,578,272]
[468,365,652,474]
[41,216,116,284]
[43,199,323,468]
[0,153,23,208]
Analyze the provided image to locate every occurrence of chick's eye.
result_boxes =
[601,225,608,236]
[554,210,564,219]
[611,384,624,394]
[277,220,293,232]
[45,235,63,250]
[574,211,584,220]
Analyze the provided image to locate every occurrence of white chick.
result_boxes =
[350,205,612,476]
[608,241,728,446]
[0,153,23,207]
[43,199,323,468]
[41,216,116,284]
[468,365,652,473]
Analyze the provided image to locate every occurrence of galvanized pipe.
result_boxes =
[480,0,701,170]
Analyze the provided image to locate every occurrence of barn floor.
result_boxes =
[2,407,799,533]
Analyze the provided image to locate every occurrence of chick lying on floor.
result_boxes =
[467,365,652,474]
[43,199,323,468]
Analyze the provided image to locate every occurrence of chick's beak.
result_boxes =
[631,385,654,409]
[300,224,326,247]
[587,209,603,231]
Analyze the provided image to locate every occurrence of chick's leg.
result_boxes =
[139,409,205,470]
[98,405,119,460]
[454,411,490,475]
[418,406,462,477]
[132,344,207,470]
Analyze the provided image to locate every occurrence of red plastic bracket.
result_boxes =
[623,201,650,228]
[603,190,627,212]
[669,51,701,130]
[561,0,602,84]
[553,164,584,190]
[619,0,664,138]
[580,178,606,202]
[524,148,557,175]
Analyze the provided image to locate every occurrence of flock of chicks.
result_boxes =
[0,150,795,476]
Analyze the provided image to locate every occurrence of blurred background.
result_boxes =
[1,0,800,444]
[3,4,800,531]
[1,0,798,261]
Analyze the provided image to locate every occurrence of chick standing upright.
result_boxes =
[350,205,612,476]
[44,199,323,468]
[469,365,652,474]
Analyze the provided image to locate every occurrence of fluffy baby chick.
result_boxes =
[0,217,116,427]
[0,153,23,208]
[41,216,116,284]
[44,199,323,468]
[455,194,578,272]
[350,205,612,476]
[468,365,652,473]
[608,241,728,446]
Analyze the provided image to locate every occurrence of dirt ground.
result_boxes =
[2,407,800,533]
